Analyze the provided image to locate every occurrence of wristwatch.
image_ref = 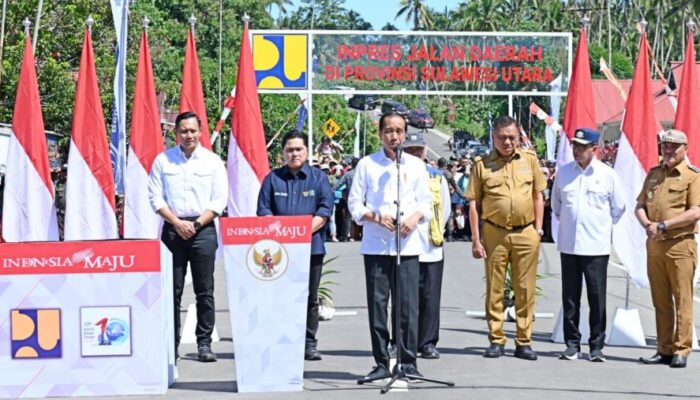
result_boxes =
[657,221,667,232]
[193,221,202,231]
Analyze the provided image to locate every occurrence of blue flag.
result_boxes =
[110,0,128,194]
[296,103,307,132]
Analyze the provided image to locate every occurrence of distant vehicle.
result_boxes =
[348,94,378,111]
[471,145,490,158]
[380,100,409,116]
[407,110,435,129]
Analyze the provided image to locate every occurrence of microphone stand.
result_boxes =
[362,145,454,394]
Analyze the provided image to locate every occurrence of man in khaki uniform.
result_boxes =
[466,116,547,361]
[636,129,700,369]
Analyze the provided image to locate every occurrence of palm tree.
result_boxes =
[395,0,433,30]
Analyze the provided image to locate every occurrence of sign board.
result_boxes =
[251,30,572,95]
[323,118,341,138]
[0,240,175,398]
[221,216,311,392]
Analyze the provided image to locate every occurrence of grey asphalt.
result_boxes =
[159,241,699,399]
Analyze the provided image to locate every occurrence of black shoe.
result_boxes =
[514,345,538,361]
[559,346,580,360]
[197,345,217,362]
[639,352,673,365]
[670,354,688,368]
[420,344,440,359]
[589,349,606,362]
[357,365,391,384]
[304,348,322,361]
[404,364,424,383]
[483,343,505,358]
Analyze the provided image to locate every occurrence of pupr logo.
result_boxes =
[253,34,308,89]
[80,306,132,357]
[247,239,289,281]
[11,308,62,359]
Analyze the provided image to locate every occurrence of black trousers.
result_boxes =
[418,259,444,349]
[560,253,609,350]
[307,254,324,349]
[364,255,419,368]
[162,221,217,349]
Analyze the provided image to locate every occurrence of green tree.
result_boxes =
[395,0,433,31]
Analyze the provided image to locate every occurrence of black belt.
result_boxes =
[484,219,533,231]
[178,216,199,221]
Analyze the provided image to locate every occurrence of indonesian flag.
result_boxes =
[179,24,212,150]
[551,27,596,242]
[64,27,118,240]
[1,35,58,242]
[227,20,270,216]
[124,28,164,239]
[674,29,700,164]
[612,32,661,288]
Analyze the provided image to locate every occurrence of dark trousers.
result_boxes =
[364,255,419,368]
[560,253,609,350]
[418,259,444,349]
[162,221,217,349]
[307,254,324,349]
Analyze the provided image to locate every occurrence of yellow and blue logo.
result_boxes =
[11,308,62,359]
[254,34,308,89]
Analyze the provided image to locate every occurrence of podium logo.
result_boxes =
[80,306,132,357]
[253,34,307,89]
[247,240,289,281]
[11,308,62,359]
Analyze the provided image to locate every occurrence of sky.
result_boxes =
[273,0,459,31]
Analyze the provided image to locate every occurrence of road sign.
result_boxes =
[323,118,341,138]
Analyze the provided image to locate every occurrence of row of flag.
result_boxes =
[554,22,700,288]
[1,14,270,242]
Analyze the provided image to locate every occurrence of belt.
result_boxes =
[484,219,533,231]
[178,216,199,221]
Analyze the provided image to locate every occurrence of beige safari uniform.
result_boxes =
[638,160,700,357]
[466,149,547,346]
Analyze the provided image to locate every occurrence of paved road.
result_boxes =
[407,125,453,161]
[102,241,700,400]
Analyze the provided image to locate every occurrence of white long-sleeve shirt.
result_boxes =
[418,171,451,263]
[148,145,228,218]
[551,158,626,256]
[348,151,433,256]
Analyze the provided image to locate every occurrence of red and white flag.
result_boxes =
[124,27,164,239]
[674,28,699,164]
[1,34,58,242]
[227,20,270,216]
[64,27,118,240]
[612,32,662,288]
[551,27,597,241]
[179,22,212,150]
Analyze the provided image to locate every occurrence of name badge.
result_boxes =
[274,192,288,197]
[303,190,315,197]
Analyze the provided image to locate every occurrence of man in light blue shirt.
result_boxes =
[551,128,626,362]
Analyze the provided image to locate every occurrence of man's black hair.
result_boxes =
[175,111,201,130]
[281,130,306,148]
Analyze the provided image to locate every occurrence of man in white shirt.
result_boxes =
[402,133,451,360]
[551,128,625,362]
[148,111,228,363]
[349,113,433,382]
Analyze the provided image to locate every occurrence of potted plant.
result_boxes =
[318,256,340,321]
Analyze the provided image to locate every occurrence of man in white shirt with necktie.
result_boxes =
[551,127,625,362]
[148,111,228,363]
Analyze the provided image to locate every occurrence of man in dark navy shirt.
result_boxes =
[257,130,335,361]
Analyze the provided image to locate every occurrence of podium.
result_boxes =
[0,240,175,398]
[221,216,312,393]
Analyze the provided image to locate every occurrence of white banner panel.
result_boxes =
[221,216,312,393]
[0,240,174,398]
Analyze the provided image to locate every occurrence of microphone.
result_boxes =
[394,145,403,160]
